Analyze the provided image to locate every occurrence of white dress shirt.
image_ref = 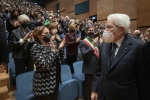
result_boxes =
[113,36,125,57]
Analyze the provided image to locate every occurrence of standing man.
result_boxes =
[91,13,150,100]
[0,4,8,69]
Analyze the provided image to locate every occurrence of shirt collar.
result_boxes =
[115,36,125,48]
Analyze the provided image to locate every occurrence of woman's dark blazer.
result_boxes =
[10,27,33,59]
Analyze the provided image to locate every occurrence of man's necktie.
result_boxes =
[110,43,117,64]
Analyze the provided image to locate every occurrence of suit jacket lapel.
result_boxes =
[14,27,31,40]
[109,35,131,70]
[16,27,25,38]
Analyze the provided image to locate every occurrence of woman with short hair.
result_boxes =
[80,24,100,100]
[65,24,81,74]
[10,14,34,77]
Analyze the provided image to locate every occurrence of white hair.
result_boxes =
[18,14,30,22]
[107,13,130,33]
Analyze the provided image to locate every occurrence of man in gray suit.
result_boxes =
[91,13,150,100]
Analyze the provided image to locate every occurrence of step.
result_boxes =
[5,98,11,100]
[0,86,9,100]
[0,73,9,88]
[0,66,5,73]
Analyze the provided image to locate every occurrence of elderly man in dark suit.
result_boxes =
[91,13,150,100]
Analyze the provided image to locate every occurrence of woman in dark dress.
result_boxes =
[30,26,65,100]
[65,24,81,74]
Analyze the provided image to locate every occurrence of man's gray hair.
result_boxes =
[18,14,30,22]
[107,13,130,33]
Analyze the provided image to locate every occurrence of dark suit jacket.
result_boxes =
[146,41,150,48]
[2,12,11,21]
[10,27,32,59]
[80,40,100,74]
[92,35,150,100]
[6,19,19,39]
[0,18,8,63]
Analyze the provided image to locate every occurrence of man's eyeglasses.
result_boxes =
[104,25,114,29]
[104,25,119,29]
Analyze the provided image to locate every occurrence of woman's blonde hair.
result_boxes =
[69,24,76,31]
[49,23,58,30]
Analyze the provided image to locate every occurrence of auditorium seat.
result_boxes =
[58,64,79,100]
[8,53,16,88]
[72,61,84,99]
[14,71,34,100]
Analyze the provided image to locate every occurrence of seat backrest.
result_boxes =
[15,71,34,100]
[8,53,15,74]
[61,65,72,82]
[73,61,84,77]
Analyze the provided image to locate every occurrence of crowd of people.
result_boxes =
[0,0,150,100]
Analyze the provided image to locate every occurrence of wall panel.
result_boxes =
[130,20,137,34]
[67,12,75,18]
[74,0,88,5]
[97,0,114,21]
[137,0,150,27]
[60,11,67,17]
[59,0,66,12]
[75,12,89,21]
[46,1,53,11]
[66,6,74,13]
[46,0,58,11]
[137,11,150,27]
[66,0,75,13]
[114,0,137,19]
[137,0,150,12]
[89,0,97,16]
